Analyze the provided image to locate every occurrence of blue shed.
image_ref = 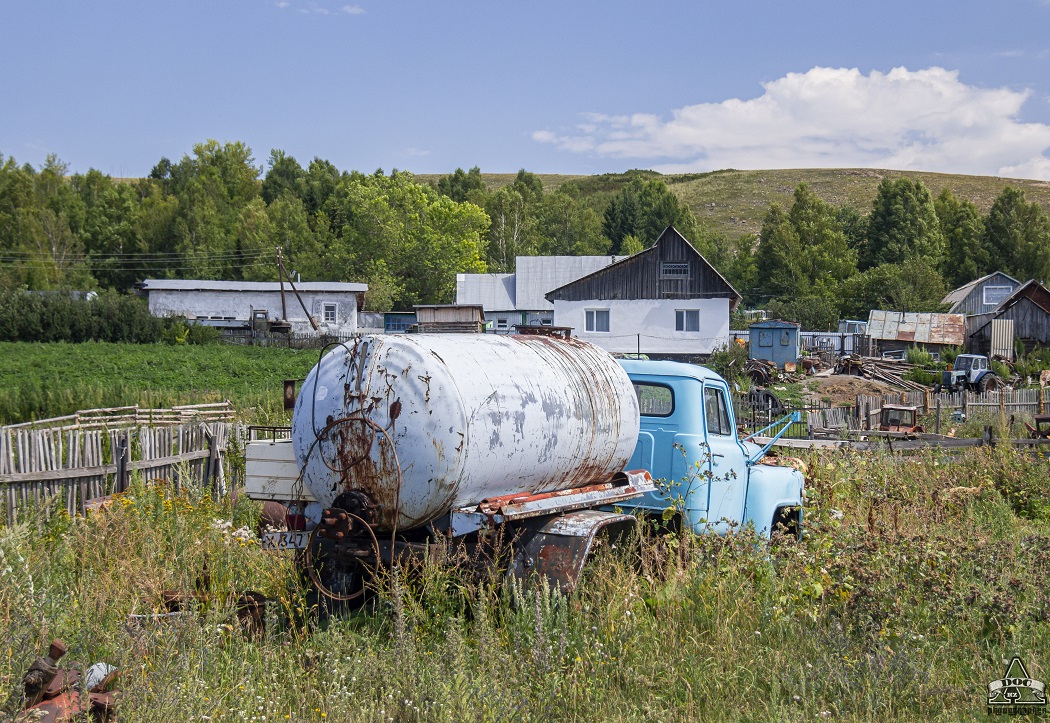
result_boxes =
[748,319,801,370]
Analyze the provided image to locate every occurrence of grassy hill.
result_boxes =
[417,168,1050,239]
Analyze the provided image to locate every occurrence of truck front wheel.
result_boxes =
[772,506,801,540]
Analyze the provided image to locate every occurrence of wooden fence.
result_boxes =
[220,329,357,349]
[808,388,1050,434]
[1,404,234,525]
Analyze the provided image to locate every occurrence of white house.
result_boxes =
[545,227,742,356]
[137,279,368,335]
[456,255,623,332]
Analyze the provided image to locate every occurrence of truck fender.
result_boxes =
[743,464,804,538]
[508,509,635,594]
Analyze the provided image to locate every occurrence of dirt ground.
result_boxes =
[803,373,896,407]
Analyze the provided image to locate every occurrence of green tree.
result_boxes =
[261,149,306,205]
[324,171,488,308]
[755,203,804,300]
[534,188,610,256]
[234,198,276,281]
[484,185,539,272]
[984,186,1050,282]
[934,188,988,287]
[863,178,945,269]
[601,177,700,253]
[435,166,485,204]
[837,260,948,319]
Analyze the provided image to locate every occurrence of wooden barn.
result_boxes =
[545,226,741,356]
[941,271,1020,315]
[967,280,1050,357]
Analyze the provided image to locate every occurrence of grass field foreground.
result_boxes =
[1,445,1048,721]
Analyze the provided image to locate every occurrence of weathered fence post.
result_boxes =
[936,396,941,436]
[115,433,130,494]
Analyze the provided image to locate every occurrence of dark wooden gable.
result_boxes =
[544,226,742,308]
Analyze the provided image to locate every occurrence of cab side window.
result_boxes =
[704,387,732,436]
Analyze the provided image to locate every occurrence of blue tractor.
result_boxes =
[935,354,1002,393]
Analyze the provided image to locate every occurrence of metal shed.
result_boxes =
[748,319,801,370]
[865,310,966,355]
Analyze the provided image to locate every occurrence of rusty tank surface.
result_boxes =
[292,333,640,532]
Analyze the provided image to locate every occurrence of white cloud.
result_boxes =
[533,66,1050,181]
[278,1,363,16]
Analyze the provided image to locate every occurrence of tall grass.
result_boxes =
[2,445,1048,720]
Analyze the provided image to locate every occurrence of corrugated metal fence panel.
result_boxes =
[991,318,1015,360]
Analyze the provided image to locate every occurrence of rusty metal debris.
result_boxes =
[11,639,119,723]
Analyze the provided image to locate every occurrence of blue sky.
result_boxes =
[5,0,1050,179]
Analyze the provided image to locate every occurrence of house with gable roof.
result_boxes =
[544,226,742,356]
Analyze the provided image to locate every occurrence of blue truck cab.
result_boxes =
[618,359,804,537]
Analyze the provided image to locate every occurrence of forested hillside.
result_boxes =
[3,141,1050,327]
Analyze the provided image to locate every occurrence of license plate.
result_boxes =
[261,530,309,551]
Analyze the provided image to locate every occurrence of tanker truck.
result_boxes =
[245,332,804,603]
[246,331,655,601]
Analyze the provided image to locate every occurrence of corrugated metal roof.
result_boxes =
[516,255,624,310]
[455,273,516,310]
[456,256,624,312]
[866,310,966,345]
[139,279,368,292]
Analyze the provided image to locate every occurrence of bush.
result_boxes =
[0,289,223,344]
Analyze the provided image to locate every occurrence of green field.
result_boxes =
[0,342,321,425]
[1,445,1047,721]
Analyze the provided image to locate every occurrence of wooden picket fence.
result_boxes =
[0,404,234,525]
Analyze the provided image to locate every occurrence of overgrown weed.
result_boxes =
[2,446,1048,720]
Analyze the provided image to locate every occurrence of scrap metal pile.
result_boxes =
[745,358,808,386]
[8,639,118,722]
[834,354,927,392]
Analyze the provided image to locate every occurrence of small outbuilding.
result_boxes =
[865,310,966,356]
[748,319,801,370]
[414,304,485,333]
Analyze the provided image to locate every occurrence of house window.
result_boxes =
[675,309,700,332]
[496,318,508,331]
[585,309,610,333]
[323,303,337,324]
[661,261,690,278]
[983,285,1012,306]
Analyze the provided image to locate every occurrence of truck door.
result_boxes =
[703,383,748,533]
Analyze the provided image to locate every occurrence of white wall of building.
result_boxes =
[148,290,360,335]
[553,298,730,354]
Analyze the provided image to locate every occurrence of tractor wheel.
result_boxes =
[977,374,1002,392]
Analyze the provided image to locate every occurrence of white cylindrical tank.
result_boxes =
[291,333,640,531]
